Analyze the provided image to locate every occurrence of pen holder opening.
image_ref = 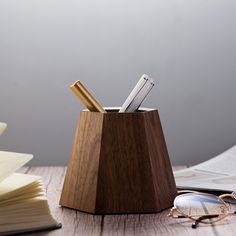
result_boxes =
[60,107,177,214]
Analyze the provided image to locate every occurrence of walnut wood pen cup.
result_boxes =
[60,107,177,214]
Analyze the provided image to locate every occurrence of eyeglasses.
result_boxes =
[168,190,236,228]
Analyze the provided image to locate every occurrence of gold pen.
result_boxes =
[70,80,107,113]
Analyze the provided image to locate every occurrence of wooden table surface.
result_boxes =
[18,166,236,236]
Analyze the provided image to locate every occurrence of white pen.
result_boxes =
[119,74,154,113]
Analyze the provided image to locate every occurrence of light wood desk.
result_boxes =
[18,166,236,236]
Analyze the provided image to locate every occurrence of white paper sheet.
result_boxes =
[174,145,236,192]
[0,151,33,183]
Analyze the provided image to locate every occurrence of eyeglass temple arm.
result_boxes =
[192,214,220,228]
[175,214,220,228]
[219,193,233,199]
[192,210,236,228]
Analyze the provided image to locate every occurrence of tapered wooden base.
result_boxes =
[60,108,177,214]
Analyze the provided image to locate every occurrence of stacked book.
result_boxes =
[0,123,61,235]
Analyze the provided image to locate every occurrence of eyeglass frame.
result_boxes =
[168,190,236,228]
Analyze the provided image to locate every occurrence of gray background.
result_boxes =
[0,0,236,166]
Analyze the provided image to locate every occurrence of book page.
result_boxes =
[0,123,7,136]
[0,173,41,199]
[174,145,236,192]
[0,151,33,183]
[0,196,59,234]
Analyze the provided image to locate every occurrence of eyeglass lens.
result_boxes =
[174,193,228,223]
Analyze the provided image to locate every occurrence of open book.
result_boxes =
[174,145,236,193]
[0,123,61,235]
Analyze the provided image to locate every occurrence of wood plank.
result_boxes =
[101,210,217,235]
[15,166,236,236]
[101,212,219,236]
[23,166,103,236]
[16,166,30,173]
[100,166,214,236]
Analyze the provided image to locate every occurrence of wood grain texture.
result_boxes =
[60,109,177,214]
[16,166,236,236]
[60,112,104,212]
[17,166,102,236]
[142,110,177,210]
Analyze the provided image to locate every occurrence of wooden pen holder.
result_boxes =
[60,108,177,214]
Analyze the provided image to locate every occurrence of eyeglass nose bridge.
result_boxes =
[219,192,236,201]
[232,191,236,199]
